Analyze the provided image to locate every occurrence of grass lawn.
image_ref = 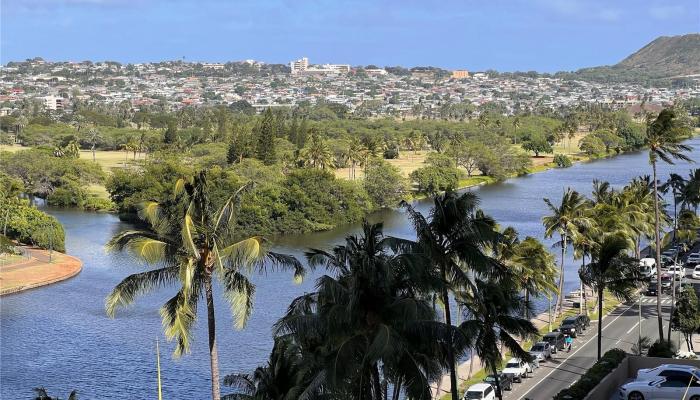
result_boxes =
[79,149,146,171]
[0,144,28,153]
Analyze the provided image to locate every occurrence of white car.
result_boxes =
[463,383,496,400]
[693,265,700,279]
[667,265,686,279]
[501,357,532,382]
[636,363,699,380]
[618,377,700,400]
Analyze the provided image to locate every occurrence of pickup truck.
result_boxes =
[501,357,532,382]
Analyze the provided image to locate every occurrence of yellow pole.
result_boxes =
[157,337,163,400]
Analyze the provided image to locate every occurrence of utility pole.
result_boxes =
[548,296,552,332]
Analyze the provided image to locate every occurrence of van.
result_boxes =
[639,258,657,278]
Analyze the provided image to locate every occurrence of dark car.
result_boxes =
[542,331,566,353]
[575,314,590,330]
[558,321,579,338]
[483,371,513,395]
[646,282,658,296]
[561,316,584,335]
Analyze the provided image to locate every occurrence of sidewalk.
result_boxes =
[430,291,593,399]
[0,246,82,296]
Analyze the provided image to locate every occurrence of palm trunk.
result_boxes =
[205,276,221,400]
[371,363,382,400]
[652,161,664,340]
[524,288,530,319]
[556,235,566,317]
[441,267,458,400]
[597,288,603,360]
[492,364,503,400]
[392,377,402,400]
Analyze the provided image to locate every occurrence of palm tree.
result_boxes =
[511,236,558,319]
[275,221,452,400]
[14,115,28,144]
[645,109,692,340]
[457,277,538,400]
[661,173,687,236]
[579,234,643,360]
[85,127,102,162]
[402,191,505,400]
[33,387,77,400]
[477,113,489,133]
[347,139,363,180]
[542,188,591,317]
[222,336,307,400]
[298,135,335,170]
[106,172,304,400]
[511,116,521,144]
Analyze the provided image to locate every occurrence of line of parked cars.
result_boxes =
[618,364,700,400]
[462,314,590,400]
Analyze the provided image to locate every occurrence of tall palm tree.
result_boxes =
[402,191,504,400]
[457,277,538,400]
[347,139,364,180]
[275,221,452,400]
[542,188,591,317]
[645,109,692,340]
[579,234,643,360]
[511,116,521,144]
[511,236,558,319]
[106,172,304,400]
[661,173,687,236]
[85,127,102,162]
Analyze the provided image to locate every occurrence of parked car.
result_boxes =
[636,363,699,380]
[639,258,657,278]
[463,383,497,400]
[482,371,513,395]
[502,358,532,383]
[667,265,686,279]
[660,273,673,293]
[529,341,552,363]
[559,318,581,337]
[693,265,700,279]
[660,255,674,269]
[646,282,658,296]
[576,314,591,330]
[618,377,700,400]
[542,332,566,353]
[686,252,700,266]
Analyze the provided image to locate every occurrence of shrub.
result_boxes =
[410,165,461,194]
[553,348,627,400]
[648,339,677,358]
[554,154,573,168]
[0,198,65,252]
[383,144,399,159]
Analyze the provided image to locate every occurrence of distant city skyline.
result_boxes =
[1,0,698,72]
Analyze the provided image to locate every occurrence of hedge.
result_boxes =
[553,348,627,400]
[0,198,65,252]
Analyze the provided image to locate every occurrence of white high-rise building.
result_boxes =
[290,57,309,74]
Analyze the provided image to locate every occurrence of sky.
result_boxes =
[1,0,699,72]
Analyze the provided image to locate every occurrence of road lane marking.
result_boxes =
[516,301,639,400]
[625,320,640,335]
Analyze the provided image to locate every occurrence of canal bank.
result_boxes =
[0,247,82,296]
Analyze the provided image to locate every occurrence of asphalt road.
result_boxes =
[492,273,700,400]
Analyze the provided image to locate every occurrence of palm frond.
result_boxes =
[105,266,179,317]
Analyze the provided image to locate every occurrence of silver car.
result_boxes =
[618,377,700,400]
[529,341,552,363]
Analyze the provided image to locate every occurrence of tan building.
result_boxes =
[452,70,470,79]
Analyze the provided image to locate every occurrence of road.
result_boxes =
[493,273,700,400]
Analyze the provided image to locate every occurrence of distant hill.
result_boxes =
[558,33,700,86]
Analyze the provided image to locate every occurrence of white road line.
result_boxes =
[625,320,640,335]
[516,301,639,400]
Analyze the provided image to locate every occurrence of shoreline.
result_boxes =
[0,247,83,296]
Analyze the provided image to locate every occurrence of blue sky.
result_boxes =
[1,0,698,72]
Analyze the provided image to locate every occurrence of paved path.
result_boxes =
[0,246,82,295]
